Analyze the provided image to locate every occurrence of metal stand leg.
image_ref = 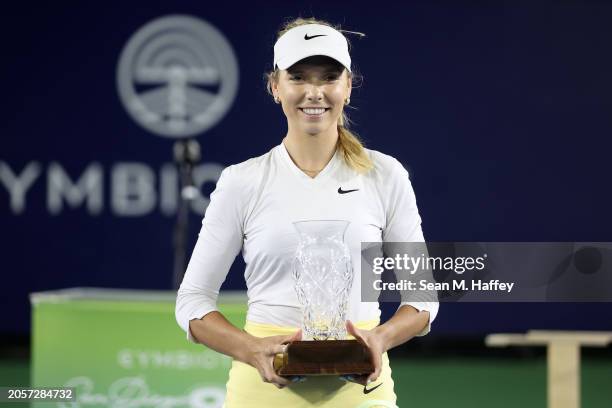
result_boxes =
[172,138,201,289]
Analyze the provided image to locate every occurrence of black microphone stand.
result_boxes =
[172,138,201,290]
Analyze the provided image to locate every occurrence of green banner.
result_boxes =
[30,288,247,408]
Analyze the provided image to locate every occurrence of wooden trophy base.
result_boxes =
[273,339,374,376]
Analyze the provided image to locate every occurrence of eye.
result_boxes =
[289,75,303,81]
[325,74,340,81]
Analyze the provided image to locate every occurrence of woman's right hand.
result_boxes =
[244,329,302,389]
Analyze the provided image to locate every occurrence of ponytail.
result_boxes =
[337,113,374,174]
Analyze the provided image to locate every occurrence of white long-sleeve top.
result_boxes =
[176,142,439,343]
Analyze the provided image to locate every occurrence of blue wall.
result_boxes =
[2,1,611,336]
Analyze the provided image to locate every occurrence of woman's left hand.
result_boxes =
[344,320,388,386]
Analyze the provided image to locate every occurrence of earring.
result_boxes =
[345,97,351,105]
[274,96,280,104]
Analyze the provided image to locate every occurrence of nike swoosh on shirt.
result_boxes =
[338,187,359,194]
[363,382,383,394]
[304,34,327,40]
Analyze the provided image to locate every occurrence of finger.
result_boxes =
[270,343,288,355]
[268,371,291,387]
[347,321,370,348]
[284,329,302,343]
[346,320,364,342]
[269,330,300,346]
[367,352,383,383]
[260,362,291,387]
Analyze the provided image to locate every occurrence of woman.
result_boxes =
[176,17,439,408]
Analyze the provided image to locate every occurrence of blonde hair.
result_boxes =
[265,17,374,174]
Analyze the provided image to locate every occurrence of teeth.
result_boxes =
[302,108,326,115]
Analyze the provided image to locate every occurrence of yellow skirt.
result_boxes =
[223,320,398,408]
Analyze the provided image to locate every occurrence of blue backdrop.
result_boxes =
[2,1,611,336]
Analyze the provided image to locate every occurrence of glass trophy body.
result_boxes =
[273,220,374,376]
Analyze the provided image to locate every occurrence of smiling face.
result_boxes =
[272,56,352,137]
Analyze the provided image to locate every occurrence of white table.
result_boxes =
[485,331,612,408]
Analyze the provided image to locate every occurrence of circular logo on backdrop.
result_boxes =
[117,15,239,138]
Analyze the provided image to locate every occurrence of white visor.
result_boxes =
[273,24,351,72]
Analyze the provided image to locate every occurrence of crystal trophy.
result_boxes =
[273,220,375,376]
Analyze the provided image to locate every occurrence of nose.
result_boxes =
[305,83,323,102]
